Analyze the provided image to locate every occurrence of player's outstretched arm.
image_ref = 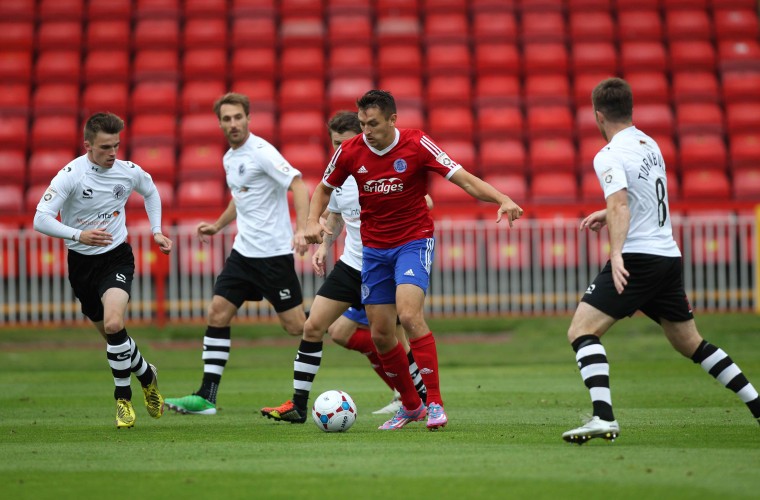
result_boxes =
[449,169,524,227]
[197,199,236,243]
[289,176,310,255]
[605,190,631,294]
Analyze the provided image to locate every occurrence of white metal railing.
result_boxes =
[1,215,755,326]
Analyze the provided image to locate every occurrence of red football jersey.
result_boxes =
[323,128,461,248]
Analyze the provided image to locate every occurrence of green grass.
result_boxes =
[1,314,760,499]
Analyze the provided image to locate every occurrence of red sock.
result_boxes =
[345,328,395,391]
[378,342,421,410]
[409,332,442,406]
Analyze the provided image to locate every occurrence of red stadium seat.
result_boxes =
[183,49,227,81]
[130,145,177,183]
[726,102,760,135]
[176,180,225,209]
[721,70,760,104]
[280,142,328,180]
[131,81,179,115]
[134,0,180,19]
[531,172,579,203]
[127,180,175,210]
[33,83,79,116]
[571,42,618,75]
[620,41,668,73]
[278,110,326,142]
[280,0,324,17]
[278,78,325,111]
[665,10,713,41]
[524,74,570,106]
[474,42,520,76]
[180,113,222,145]
[526,105,574,140]
[573,73,615,106]
[474,75,520,107]
[25,184,50,213]
[376,0,419,15]
[476,105,523,140]
[578,135,607,170]
[0,21,34,51]
[327,13,373,47]
[182,80,227,114]
[421,0,467,13]
[231,79,276,110]
[576,105,600,139]
[329,45,374,78]
[0,185,24,214]
[580,170,602,202]
[624,72,670,104]
[0,0,35,21]
[129,114,177,147]
[654,134,678,173]
[669,41,716,72]
[424,13,469,44]
[528,137,577,172]
[0,116,29,150]
[681,169,731,200]
[281,46,325,79]
[328,77,373,113]
[718,40,760,71]
[178,143,226,180]
[520,11,565,43]
[0,50,30,84]
[616,0,660,11]
[232,16,277,47]
[676,103,724,135]
[133,19,179,50]
[662,0,708,8]
[396,104,425,130]
[84,50,130,83]
[35,50,80,84]
[425,42,471,76]
[31,116,79,150]
[437,140,476,170]
[184,0,228,18]
[482,174,528,205]
[27,149,75,184]
[479,139,526,175]
[678,133,727,171]
[713,8,760,41]
[472,11,517,43]
[429,175,472,205]
[568,11,614,42]
[376,15,421,46]
[231,47,276,79]
[378,44,422,75]
[378,75,422,106]
[672,72,719,103]
[279,16,325,48]
[184,18,227,49]
[426,75,471,107]
[0,149,27,186]
[729,133,760,170]
[567,0,612,10]
[87,18,131,50]
[88,0,131,18]
[618,10,663,41]
[632,104,675,138]
[37,21,82,50]
[133,50,180,82]
[522,42,568,75]
[732,169,760,200]
[38,0,83,20]
[0,83,30,117]
[428,107,474,141]
[250,108,276,143]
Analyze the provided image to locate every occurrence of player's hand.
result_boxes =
[580,210,607,232]
[610,254,629,294]
[292,229,308,256]
[311,244,328,277]
[496,198,524,228]
[196,221,218,243]
[304,218,330,245]
[78,228,113,247]
[153,232,173,255]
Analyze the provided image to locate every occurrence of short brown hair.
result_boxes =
[592,77,633,123]
[356,90,396,118]
[213,92,250,119]
[84,113,124,143]
[327,111,361,136]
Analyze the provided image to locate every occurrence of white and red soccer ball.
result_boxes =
[311,390,357,432]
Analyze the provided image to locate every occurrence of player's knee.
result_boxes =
[103,317,124,334]
[328,326,351,346]
[302,319,324,341]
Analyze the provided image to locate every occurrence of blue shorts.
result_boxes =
[342,306,369,327]
[361,238,435,305]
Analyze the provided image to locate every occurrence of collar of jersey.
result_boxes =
[362,128,400,156]
[609,125,638,146]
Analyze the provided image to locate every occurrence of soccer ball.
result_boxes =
[311,390,357,432]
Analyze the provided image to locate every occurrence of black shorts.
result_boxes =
[67,242,134,322]
[581,253,694,323]
[214,249,303,312]
[316,259,362,308]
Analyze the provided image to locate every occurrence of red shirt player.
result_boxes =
[305,90,523,431]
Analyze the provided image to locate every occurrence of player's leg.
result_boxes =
[662,318,760,424]
[562,301,619,443]
[396,324,427,405]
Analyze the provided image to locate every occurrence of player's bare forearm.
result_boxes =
[215,199,237,230]
[605,191,630,259]
[305,183,334,244]
[321,212,345,247]
[289,176,310,232]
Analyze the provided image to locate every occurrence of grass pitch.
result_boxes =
[1,314,759,499]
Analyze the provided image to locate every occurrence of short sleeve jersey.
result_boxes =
[35,155,157,255]
[322,128,461,248]
[224,133,302,258]
[593,126,681,257]
[327,175,362,271]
